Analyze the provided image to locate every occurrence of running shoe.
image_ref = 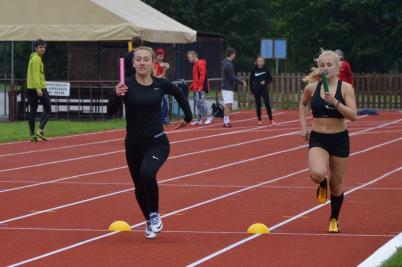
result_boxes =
[223,123,232,128]
[270,120,276,125]
[150,212,163,233]
[190,120,202,125]
[316,177,328,204]
[258,120,263,126]
[145,220,156,239]
[36,129,48,141]
[204,116,213,125]
[328,218,340,233]
[30,135,38,142]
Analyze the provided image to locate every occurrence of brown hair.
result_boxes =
[131,36,142,48]
[225,47,236,57]
[302,49,340,83]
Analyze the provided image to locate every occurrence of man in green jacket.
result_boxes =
[26,39,51,142]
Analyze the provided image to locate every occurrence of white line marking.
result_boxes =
[0,128,124,146]
[0,117,300,173]
[357,232,402,267]
[0,112,286,153]
[0,130,299,193]
[4,138,401,266]
[186,166,402,267]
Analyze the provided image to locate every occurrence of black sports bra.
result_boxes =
[311,80,345,119]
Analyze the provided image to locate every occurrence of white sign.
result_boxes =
[46,81,70,97]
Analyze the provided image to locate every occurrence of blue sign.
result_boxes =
[274,39,287,59]
[260,39,273,59]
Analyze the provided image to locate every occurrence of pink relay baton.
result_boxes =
[119,58,125,83]
[119,58,125,96]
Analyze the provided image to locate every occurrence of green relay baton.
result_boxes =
[322,72,329,93]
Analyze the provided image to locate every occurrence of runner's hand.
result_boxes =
[300,128,310,141]
[36,89,43,97]
[115,82,128,97]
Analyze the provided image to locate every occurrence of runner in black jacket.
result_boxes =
[108,46,192,239]
[249,55,275,126]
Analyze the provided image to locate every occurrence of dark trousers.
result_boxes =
[26,89,51,136]
[125,137,170,220]
[161,95,169,124]
[252,87,272,121]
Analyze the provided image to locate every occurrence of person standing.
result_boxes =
[26,39,51,142]
[153,48,171,126]
[187,50,213,125]
[108,46,192,239]
[299,49,357,233]
[335,49,354,87]
[221,48,246,127]
[124,36,143,78]
[249,55,275,126]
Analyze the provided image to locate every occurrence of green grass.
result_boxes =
[381,247,402,267]
[0,119,126,143]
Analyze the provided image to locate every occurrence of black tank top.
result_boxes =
[311,80,345,118]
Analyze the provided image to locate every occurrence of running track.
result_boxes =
[0,110,401,266]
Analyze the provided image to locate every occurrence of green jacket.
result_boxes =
[26,52,46,89]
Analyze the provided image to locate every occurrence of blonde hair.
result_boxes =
[133,46,155,60]
[302,49,340,83]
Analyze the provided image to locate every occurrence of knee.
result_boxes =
[309,169,326,184]
[330,178,343,195]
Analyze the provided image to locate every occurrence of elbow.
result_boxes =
[349,112,358,122]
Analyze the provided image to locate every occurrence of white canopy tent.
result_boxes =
[0,0,196,43]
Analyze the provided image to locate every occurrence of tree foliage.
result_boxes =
[144,0,402,73]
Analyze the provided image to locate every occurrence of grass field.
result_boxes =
[381,248,402,267]
[0,119,126,143]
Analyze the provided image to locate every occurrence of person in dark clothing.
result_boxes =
[124,36,143,78]
[108,46,192,239]
[299,49,357,233]
[249,55,275,126]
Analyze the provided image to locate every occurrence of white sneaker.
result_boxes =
[204,116,213,125]
[190,120,202,125]
[145,220,156,239]
[150,212,163,233]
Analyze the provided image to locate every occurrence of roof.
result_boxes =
[0,0,196,43]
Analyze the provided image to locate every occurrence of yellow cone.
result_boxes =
[108,220,131,232]
[247,223,270,234]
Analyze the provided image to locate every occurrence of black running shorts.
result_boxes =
[308,130,350,158]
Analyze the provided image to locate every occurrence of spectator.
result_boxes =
[335,49,354,87]
[221,48,246,127]
[187,50,213,125]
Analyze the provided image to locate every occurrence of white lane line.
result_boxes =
[0,138,122,158]
[0,130,299,193]
[0,116,300,173]
[4,137,401,267]
[0,128,124,146]
[0,112,286,156]
[186,166,402,267]
[2,118,399,216]
[0,227,394,238]
[357,232,402,267]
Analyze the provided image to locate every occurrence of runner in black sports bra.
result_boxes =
[311,80,345,119]
[299,49,357,234]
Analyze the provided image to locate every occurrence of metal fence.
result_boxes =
[237,73,402,110]
[1,73,400,121]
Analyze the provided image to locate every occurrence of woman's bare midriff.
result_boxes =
[312,118,347,133]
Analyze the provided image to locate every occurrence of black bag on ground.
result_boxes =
[212,102,224,118]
